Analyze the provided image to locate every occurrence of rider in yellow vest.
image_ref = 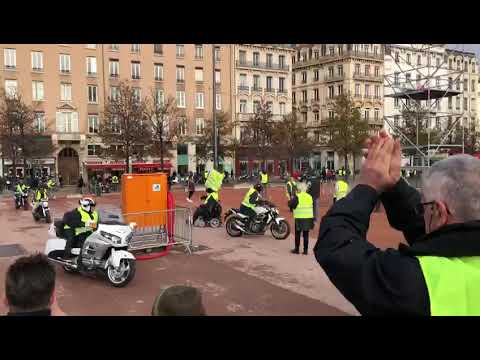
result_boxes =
[240,183,263,226]
[32,186,48,214]
[193,188,221,225]
[62,197,99,261]
[333,176,349,203]
[289,182,314,255]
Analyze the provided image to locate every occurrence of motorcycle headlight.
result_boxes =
[43,201,48,207]
[100,231,122,244]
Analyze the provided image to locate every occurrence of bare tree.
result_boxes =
[240,98,275,169]
[272,111,315,172]
[98,81,151,172]
[320,94,370,171]
[145,92,180,170]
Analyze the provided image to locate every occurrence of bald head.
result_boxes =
[422,154,480,222]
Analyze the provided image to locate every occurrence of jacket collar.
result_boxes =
[399,220,480,257]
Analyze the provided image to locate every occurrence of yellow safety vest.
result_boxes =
[205,169,225,192]
[242,187,258,209]
[286,180,296,198]
[111,176,119,184]
[293,192,313,219]
[64,207,99,236]
[335,180,349,200]
[417,256,480,316]
[261,172,268,184]
[47,180,55,188]
[35,190,48,201]
[204,191,219,205]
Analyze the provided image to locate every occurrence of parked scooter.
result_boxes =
[45,216,137,287]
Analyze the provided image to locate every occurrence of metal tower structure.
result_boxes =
[383,44,473,168]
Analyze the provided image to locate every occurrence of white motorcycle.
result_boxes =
[32,198,52,224]
[45,215,137,287]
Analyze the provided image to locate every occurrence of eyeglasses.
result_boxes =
[414,201,451,216]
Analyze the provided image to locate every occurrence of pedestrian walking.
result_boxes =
[186,175,195,203]
[77,176,84,194]
[259,169,269,198]
[289,182,314,255]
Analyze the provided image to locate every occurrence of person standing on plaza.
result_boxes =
[186,175,195,203]
[333,173,349,204]
[289,182,314,255]
[307,175,321,222]
[259,168,269,198]
[77,176,84,194]
[285,174,297,212]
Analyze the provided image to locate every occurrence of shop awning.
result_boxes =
[85,161,172,171]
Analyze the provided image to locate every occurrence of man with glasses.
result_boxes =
[314,129,480,316]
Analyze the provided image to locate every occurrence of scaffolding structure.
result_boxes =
[383,44,473,168]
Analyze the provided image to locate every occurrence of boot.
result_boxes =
[291,249,299,254]
[303,249,308,255]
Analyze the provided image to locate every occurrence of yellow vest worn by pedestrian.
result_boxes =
[261,172,268,184]
[111,176,119,184]
[204,191,219,205]
[293,192,313,219]
[242,187,258,209]
[417,256,480,315]
[335,180,349,200]
[64,207,99,236]
[205,169,225,192]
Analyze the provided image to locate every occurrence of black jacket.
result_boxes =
[314,178,480,316]
[62,208,95,229]
[307,177,320,199]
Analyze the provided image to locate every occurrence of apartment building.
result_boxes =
[231,44,294,176]
[292,44,384,171]
[0,44,232,184]
[384,44,478,165]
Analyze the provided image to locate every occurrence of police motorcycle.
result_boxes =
[15,185,30,210]
[224,200,290,240]
[45,208,137,287]
[32,190,52,224]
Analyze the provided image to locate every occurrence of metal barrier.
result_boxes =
[123,207,193,254]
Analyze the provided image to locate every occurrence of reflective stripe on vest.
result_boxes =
[205,169,225,192]
[204,192,219,205]
[293,192,313,219]
[64,207,99,236]
[335,180,349,200]
[286,181,296,198]
[112,176,119,184]
[417,255,480,315]
[261,173,268,184]
[36,190,47,201]
[242,187,257,209]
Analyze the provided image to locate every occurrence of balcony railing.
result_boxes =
[251,86,262,92]
[236,60,289,71]
[265,88,275,93]
[293,49,384,69]
[238,85,249,91]
[353,72,382,81]
[325,73,345,82]
[278,89,287,94]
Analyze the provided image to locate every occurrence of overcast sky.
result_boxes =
[448,44,480,56]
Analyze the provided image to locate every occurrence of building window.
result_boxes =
[253,52,260,66]
[448,97,452,109]
[448,77,453,89]
[195,118,205,135]
[279,55,285,68]
[131,44,140,53]
[374,109,379,121]
[394,72,399,85]
[176,91,186,108]
[375,85,380,98]
[328,111,334,119]
[292,73,295,86]
[436,57,441,67]
[176,66,185,82]
[456,79,460,91]
[86,44,96,49]
[292,92,296,104]
[338,45,344,55]
[216,94,221,110]
[154,63,163,81]
[338,84,343,95]
[195,44,203,59]
[31,51,43,71]
[472,98,476,110]
[405,73,411,86]
[365,65,370,76]
[338,65,343,76]
[302,112,307,123]
[34,112,46,133]
[239,73,247,87]
[456,97,460,110]
[195,67,203,82]
[302,90,307,102]
[329,47,334,56]
[355,83,360,97]
[266,53,273,68]
[328,86,334,99]
[88,114,99,134]
[364,109,370,121]
[314,113,320,123]
[59,54,71,73]
[266,76,272,91]
[88,85,98,103]
[178,118,187,136]
[365,84,370,97]
[472,80,476,92]
[214,46,221,61]
[32,81,44,101]
[176,44,184,58]
[394,115,399,127]
[355,63,360,75]
[56,112,77,133]
[394,98,400,108]
[154,44,163,55]
[195,92,204,109]
[314,88,319,101]
[109,86,119,101]
[110,44,119,51]
[60,83,72,101]
[215,70,221,84]
[464,79,468,92]
[239,50,246,64]
[133,87,141,101]
[473,63,476,73]
[375,66,380,77]
[131,61,141,79]
[279,102,285,115]
[417,55,422,66]
[395,52,399,62]
[240,100,247,113]
[109,59,119,77]
[88,145,102,156]
[328,67,334,77]
[253,75,260,90]
[4,48,16,69]
[86,56,97,75]
[155,89,164,106]
[314,70,319,81]
[406,53,411,64]
[464,97,468,110]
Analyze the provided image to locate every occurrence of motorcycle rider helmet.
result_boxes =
[79,197,96,212]
[254,183,263,193]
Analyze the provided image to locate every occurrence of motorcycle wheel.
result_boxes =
[63,265,77,274]
[45,210,52,224]
[106,259,136,287]
[226,217,242,237]
[209,218,220,228]
[270,220,291,240]
[23,200,28,211]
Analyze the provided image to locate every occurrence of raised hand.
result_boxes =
[358,136,395,193]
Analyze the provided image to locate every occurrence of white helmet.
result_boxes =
[79,197,96,212]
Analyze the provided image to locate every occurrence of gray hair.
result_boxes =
[422,154,480,222]
[297,182,308,193]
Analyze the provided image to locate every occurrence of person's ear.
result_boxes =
[435,201,450,226]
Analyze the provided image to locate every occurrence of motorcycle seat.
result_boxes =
[71,248,80,256]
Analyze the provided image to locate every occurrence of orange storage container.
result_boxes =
[121,173,168,228]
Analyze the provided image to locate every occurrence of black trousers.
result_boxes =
[294,230,309,252]
[188,190,194,199]
[193,205,210,223]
